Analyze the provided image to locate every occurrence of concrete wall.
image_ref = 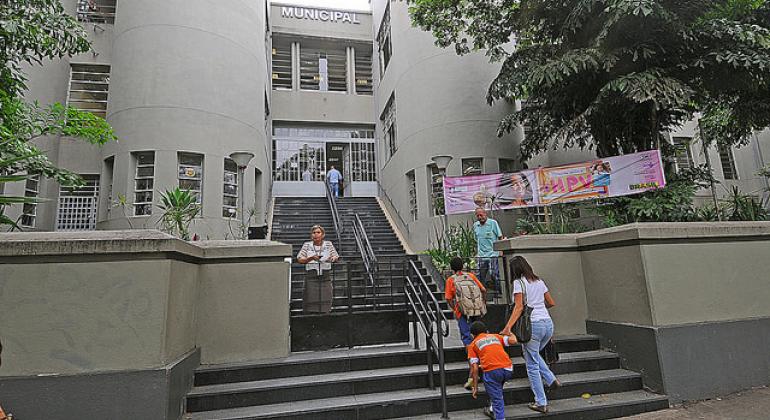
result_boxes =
[496,222,770,402]
[0,230,291,419]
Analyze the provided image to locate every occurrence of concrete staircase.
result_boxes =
[270,197,445,315]
[185,335,669,419]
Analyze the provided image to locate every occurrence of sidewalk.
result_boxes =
[623,386,770,420]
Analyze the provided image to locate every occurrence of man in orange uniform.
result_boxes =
[445,256,487,389]
[468,321,517,419]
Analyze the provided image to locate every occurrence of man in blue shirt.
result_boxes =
[327,165,342,197]
[474,207,504,292]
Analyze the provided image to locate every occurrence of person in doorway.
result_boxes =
[326,165,342,197]
[296,225,340,314]
[474,208,504,293]
[500,256,560,414]
[302,167,313,182]
[468,321,517,420]
[444,256,487,390]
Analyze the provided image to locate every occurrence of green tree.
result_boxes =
[409,0,770,161]
[0,0,116,228]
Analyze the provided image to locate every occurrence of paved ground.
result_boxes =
[623,386,770,419]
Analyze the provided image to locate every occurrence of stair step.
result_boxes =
[393,390,669,420]
[186,351,620,411]
[186,369,645,419]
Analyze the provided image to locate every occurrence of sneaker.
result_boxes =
[547,378,562,391]
[463,377,473,390]
[483,406,495,419]
[528,403,548,414]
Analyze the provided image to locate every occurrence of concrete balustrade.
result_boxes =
[496,222,770,402]
[0,230,291,419]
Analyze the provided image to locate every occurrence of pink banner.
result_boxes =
[443,150,665,214]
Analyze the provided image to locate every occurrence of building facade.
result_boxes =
[6,0,770,248]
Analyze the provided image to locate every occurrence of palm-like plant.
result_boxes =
[157,188,201,240]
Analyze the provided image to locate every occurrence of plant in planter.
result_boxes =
[424,219,477,273]
[157,188,200,240]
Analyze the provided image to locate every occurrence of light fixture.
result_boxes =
[229,151,255,168]
[431,155,453,170]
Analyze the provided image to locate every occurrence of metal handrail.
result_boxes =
[404,259,450,419]
[377,180,410,235]
[324,180,343,250]
[352,214,378,287]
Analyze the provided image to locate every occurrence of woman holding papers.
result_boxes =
[296,225,340,314]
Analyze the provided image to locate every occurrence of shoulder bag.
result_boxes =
[511,277,533,343]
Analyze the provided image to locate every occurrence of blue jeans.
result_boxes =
[483,367,514,420]
[478,257,500,291]
[456,315,478,347]
[330,182,339,197]
[522,318,556,406]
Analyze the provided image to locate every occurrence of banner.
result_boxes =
[443,150,665,214]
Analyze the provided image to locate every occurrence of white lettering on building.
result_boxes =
[281,6,361,24]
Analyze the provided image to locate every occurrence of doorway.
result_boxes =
[326,142,346,197]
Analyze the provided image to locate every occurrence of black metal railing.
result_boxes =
[404,259,449,419]
[352,214,378,288]
[325,181,343,251]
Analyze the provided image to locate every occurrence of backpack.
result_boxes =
[452,273,487,317]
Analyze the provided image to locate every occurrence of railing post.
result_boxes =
[346,262,353,349]
[437,315,449,419]
[426,337,435,390]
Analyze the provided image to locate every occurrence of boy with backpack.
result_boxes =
[444,256,487,390]
[468,320,517,419]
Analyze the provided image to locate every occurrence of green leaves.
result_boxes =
[157,188,201,240]
[409,0,770,162]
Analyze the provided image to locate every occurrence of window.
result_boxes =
[223,159,238,218]
[407,170,417,221]
[718,144,738,180]
[381,94,396,159]
[133,151,154,216]
[68,64,110,118]
[56,175,99,231]
[672,137,694,172]
[429,164,445,216]
[377,3,393,74]
[178,153,204,204]
[273,140,326,182]
[299,46,347,92]
[354,47,373,95]
[21,175,40,228]
[77,0,116,24]
[499,158,517,173]
[462,158,483,176]
[102,156,114,217]
[351,142,376,182]
[271,39,293,90]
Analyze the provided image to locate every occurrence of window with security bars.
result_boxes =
[272,39,292,90]
[377,3,392,74]
[407,170,417,221]
[381,94,396,158]
[351,142,376,182]
[273,139,326,181]
[77,0,116,24]
[672,137,694,172]
[178,153,204,205]
[56,175,99,231]
[68,63,110,118]
[354,47,373,95]
[299,47,347,92]
[718,144,738,180]
[429,164,445,216]
[499,158,516,173]
[133,151,154,216]
[21,175,40,228]
[223,158,238,218]
[462,158,483,176]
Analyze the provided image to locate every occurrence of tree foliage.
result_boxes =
[0,0,116,227]
[409,0,770,161]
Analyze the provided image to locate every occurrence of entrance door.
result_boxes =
[326,142,346,197]
[342,144,352,197]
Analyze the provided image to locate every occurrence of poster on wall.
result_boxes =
[443,150,666,215]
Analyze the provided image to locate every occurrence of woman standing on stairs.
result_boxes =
[501,256,561,414]
[296,225,340,314]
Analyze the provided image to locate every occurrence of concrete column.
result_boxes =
[292,41,300,91]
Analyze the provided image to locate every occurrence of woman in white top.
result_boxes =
[296,225,339,314]
[501,256,560,414]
